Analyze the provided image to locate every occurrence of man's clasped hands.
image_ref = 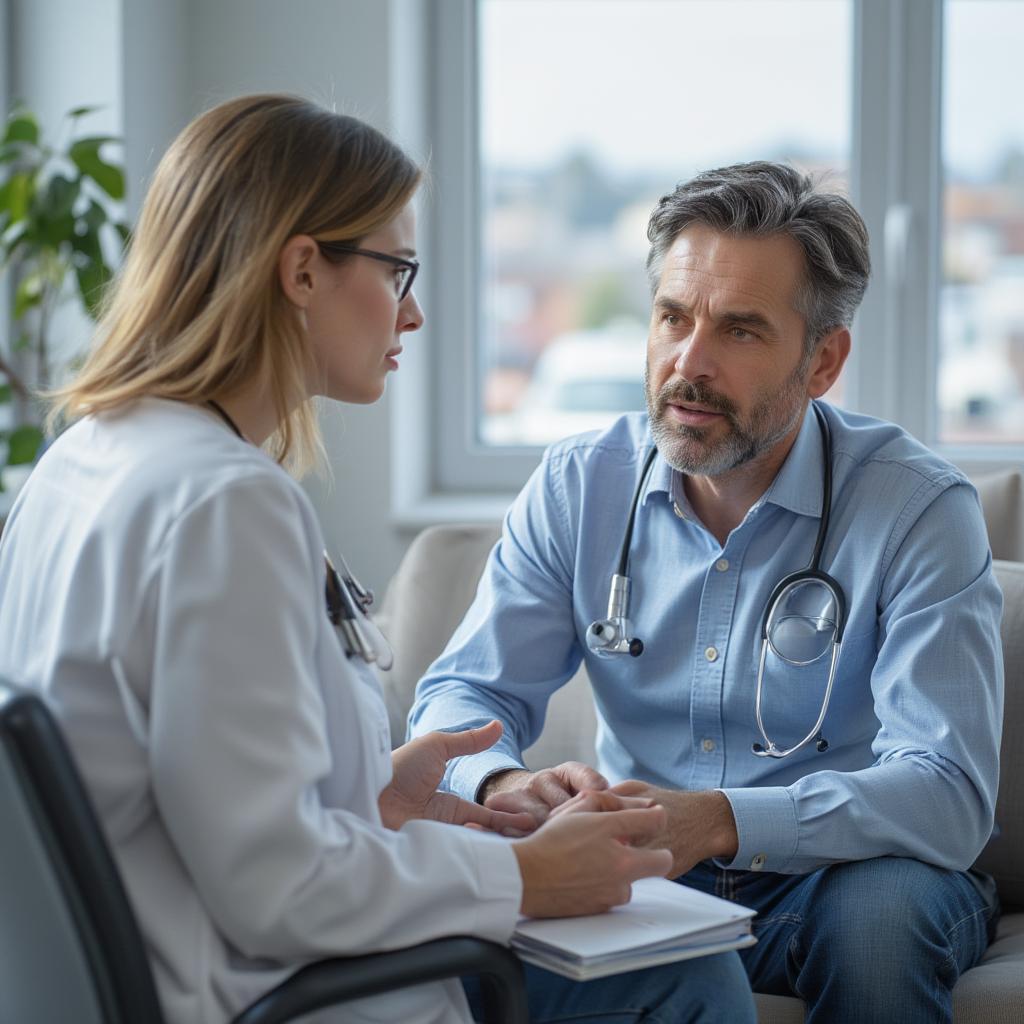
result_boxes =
[377,720,739,918]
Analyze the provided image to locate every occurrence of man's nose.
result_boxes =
[673,323,716,381]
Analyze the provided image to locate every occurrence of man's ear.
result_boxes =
[807,327,851,399]
[278,235,319,308]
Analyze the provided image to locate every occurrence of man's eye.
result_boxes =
[663,314,680,327]
[731,326,753,340]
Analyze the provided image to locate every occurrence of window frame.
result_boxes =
[390,0,1024,526]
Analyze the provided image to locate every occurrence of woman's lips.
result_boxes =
[385,345,403,370]
[666,403,725,427]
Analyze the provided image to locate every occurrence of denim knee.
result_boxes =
[791,857,991,1011]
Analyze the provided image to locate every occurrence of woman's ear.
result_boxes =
[278,235,319,308]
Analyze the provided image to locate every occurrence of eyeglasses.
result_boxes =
[316,242,419,301]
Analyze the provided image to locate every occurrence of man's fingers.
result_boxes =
[531,771,576,808]
[436,720,504,759]
[550,790,655,818]
[610,779,649,797]
[622,846,674,881]
[555,761,609,793]
[595,804,668,844]
[485,790,549,824]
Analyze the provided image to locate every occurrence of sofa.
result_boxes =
[377,470,1024,1023]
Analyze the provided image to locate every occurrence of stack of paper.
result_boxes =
[512,877,756,980]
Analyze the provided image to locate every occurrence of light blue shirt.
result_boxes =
[408,403,1004,874]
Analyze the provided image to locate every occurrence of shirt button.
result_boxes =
[702,738,716,753]
[704,646,718,662]
[751,853,767,871]
[673,501,686,519]
[715,558,729,572]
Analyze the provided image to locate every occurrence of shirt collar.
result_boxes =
[639,402,826,520]
[760,402,825,518]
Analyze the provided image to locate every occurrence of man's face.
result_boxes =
[644,223,814,477]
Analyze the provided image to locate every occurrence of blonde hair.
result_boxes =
[49,94,421,473]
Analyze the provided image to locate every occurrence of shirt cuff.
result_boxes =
[446,749,526,802]
[715,786,799,873]
[467,832,524,943]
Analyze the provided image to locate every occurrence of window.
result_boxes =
[478,0,852,448]
[391,0,1022,521]
[939,0,1024,444]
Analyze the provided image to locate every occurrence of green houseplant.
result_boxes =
[0,104,127,489]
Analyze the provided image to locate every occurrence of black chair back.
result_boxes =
[0,680,166,1024]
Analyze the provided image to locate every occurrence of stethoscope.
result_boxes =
[207,401,394,669]
[585,401,846,759]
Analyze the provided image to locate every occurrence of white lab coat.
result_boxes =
[0,398,522,1024]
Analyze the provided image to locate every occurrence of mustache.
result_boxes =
[654,379,738,419]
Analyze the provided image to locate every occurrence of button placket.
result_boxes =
[688,539,749,790]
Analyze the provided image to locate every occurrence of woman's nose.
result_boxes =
[399,291,424,333]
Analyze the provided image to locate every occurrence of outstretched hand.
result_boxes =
[379,721,536,834]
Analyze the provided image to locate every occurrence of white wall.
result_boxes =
[179,0,412,596]
[9,0,429,593]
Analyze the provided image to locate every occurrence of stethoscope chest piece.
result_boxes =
[587,403,847,760]
[324,550,394,670]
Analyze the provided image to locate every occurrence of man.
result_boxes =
[409,162,1003,1023]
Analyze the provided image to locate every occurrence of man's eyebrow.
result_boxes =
[653,297,690,315]
[653,297,775,333]
[719,309,775,332]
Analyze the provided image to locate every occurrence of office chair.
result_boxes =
[0,680,528,1024]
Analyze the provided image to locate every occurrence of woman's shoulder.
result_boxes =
[37,398,317,549]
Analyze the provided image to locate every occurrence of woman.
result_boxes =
[0,95,755,1023]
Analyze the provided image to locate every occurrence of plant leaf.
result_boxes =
[81,198,107,233]
[68,105,101,119]
[7,425,44,465]
[13,271,44,318]
[0,384,11,404]
[30,172,80,247]
[69,136,125,200]
[75,255,112,318]
[0,170,36,223]
[4,113,39,146]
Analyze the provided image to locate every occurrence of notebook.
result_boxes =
[511,876,756,980]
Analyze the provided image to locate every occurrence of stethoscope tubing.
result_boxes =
[588,400,846,758]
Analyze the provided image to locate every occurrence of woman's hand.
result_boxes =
[378,720,536,834]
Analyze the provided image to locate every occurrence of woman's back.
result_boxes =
[0,398,521,1023]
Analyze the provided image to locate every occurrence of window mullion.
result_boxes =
[851,0,941,441]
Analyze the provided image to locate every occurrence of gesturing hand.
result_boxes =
[480,760,611,830]
[512,799,674,918]
[379,720,535,834]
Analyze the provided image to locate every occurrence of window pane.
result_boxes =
[478,0,852,447]
[939,0,1024,444]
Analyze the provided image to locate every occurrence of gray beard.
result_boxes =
[644,361,809,478]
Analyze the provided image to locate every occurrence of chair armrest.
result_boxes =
[231,936,527,1024]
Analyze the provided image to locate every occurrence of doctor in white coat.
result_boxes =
[0,94,756,1024]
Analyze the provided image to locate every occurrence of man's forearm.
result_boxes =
[612,781,738,876]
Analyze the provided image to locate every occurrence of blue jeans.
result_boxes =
[462,950,756,1023]
[682,857,1000,1024]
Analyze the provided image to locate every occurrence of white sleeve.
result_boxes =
[148,473,522,961]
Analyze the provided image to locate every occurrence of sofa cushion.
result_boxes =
[974,470,1024,562]
[976,560,1024,907]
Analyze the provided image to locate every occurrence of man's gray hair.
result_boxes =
[646,161,871,350]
